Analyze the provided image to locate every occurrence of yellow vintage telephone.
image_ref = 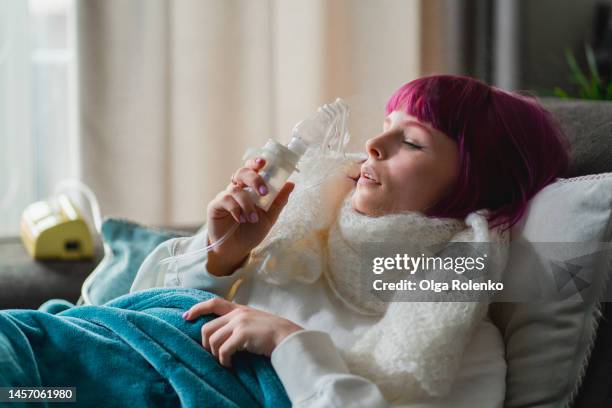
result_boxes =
[20,180,101,260]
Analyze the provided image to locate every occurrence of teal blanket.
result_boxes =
[0,288,290,408]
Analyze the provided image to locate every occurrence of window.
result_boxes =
[0,0,77,236]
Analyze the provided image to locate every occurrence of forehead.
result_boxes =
[384,110,434,133]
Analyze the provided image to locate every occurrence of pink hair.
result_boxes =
[385,75,570,230]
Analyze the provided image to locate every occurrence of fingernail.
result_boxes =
[258,185,268,195]
[256,158,263,164]
[182,311,189,319]
[249,212,258,223]
[239,214,246,223]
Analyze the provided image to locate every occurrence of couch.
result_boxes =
[1,98,611,407]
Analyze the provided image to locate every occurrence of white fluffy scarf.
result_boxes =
[248,149,509,401]
[325,193,466,316]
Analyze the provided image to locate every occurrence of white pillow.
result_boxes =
[491,173,612,407]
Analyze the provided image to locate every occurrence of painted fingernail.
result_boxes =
[182,312,189,319]
[255,158,263,164]
[258,185,268,195]
[239,214,246,223]
[249,212,258,223]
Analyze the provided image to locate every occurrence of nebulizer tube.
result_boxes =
[157,98,352,284]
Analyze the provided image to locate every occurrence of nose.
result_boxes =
[365,134,386,160]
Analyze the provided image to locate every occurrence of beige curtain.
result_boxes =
[78,0,422,227]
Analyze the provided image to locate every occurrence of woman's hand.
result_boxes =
[206,157,295,276]
[183,297,303,367]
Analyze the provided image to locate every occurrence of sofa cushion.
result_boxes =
[542,98,612,177]
[80,218,185,305]
[491,173,612,408]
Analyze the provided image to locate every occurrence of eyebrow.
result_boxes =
[399,120,434,138]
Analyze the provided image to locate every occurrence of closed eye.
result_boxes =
[402,140,422,149]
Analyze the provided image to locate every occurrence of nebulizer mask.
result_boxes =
[157,98,359,285]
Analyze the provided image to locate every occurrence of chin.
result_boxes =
[350,193,375,216]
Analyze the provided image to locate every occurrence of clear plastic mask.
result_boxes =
[156,98,356,284]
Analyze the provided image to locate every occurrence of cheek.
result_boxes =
[388,156,457,202]
[419,154,457,182]
[389,158,432,189]
[437,152,460,188]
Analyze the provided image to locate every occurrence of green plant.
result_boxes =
[554,44,612,100]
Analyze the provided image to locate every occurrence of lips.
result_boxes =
[360,165,381,184]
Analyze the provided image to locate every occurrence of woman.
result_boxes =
[131,75,570,407]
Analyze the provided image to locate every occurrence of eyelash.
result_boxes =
[402,140,422,149]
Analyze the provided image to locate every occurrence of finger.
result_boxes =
[229,186,260,223]
[206,193,241,222]
[244,157,266,171]
[185,297,237,320]
[234,167,269,197]
[218,331,247,368]
[200,309,240,349]
[219,194,246,224]
[266,182,295,222]
[208,325,235,358]
[208,191,244,223]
